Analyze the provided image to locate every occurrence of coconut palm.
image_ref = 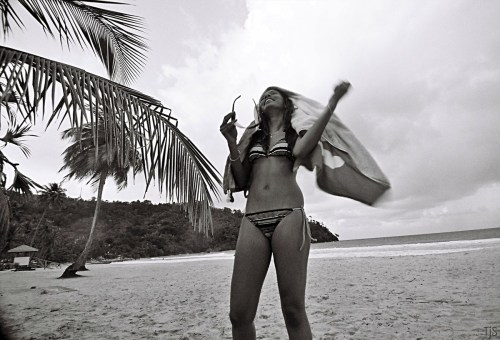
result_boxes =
[0,123,41,253]
[0,123,40,196]
[30,182,66,246]
[59,118,142,277]
[0,1,222,238]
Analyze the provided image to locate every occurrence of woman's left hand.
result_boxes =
[334,81,351,98]
[328,81,351,108]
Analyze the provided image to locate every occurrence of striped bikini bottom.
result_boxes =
[244,207,316,251]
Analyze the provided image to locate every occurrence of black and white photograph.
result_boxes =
[1,0,499,339]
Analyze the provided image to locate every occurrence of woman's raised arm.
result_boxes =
[293,81,351,159]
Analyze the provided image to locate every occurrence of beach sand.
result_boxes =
[1,246,499,339]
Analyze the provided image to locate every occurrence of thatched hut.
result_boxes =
[7,245,38,270]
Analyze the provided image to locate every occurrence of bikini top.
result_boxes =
[248,138,295,163]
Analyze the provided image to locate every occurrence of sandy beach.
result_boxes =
[1,242,499,340]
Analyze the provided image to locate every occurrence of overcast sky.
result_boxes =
[2,0,500,240]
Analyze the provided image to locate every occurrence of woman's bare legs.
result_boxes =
[230,217,272,340]
[272,210,312,340]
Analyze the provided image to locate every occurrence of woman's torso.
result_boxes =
[245,137,304,213]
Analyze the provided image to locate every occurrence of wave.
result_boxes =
[310,238,500,259]
[109,238,500,265]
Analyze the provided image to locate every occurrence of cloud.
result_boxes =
[154,0,500,237]
[5,0,499,238]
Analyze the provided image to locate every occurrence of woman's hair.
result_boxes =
[253,87,298,152]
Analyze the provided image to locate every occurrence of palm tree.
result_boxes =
[59,118,142,277]
[0,123,41,253]
[0,124,40,196]
[30,182,66,246]
[0,1,221,239]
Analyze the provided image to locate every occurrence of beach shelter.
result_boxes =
[8,245,38,270]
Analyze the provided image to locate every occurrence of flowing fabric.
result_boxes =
[222,87,390,206]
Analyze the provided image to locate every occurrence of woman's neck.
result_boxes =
[268,114,284,134]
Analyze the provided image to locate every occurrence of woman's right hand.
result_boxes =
[220,111,238,144]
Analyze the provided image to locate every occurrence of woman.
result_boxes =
[220,81,351,339]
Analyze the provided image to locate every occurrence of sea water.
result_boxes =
[311,227,500,258]
[111,227,500,265]
[310,238,500,259]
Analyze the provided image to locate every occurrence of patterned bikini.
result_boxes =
[245,136,314,251]
[247,137,295,163]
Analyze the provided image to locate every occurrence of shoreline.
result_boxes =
[110,236,500,264]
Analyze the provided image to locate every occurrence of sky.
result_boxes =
[2,0,500,240]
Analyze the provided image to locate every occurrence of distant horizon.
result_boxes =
[337,226,500,241]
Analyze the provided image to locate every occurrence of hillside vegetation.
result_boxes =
[4,194,338,263]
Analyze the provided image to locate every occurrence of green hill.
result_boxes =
[3,194,338,263]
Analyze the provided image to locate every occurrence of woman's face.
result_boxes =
[259,89,285,115]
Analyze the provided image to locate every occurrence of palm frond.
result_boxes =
[0,46,222,235]
[8,168,42,196]
[0,0,24,36]
[60,117,139,191]
[0,62,40,126]
[1,72,26,128]
[38,182,67,203]
[2,0,148,84]
[0,123,37,157]
[143,117,222,234]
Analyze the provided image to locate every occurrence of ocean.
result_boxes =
[111,227,500,265]
[324,227,500,248]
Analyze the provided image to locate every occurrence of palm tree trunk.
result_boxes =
[60,172,107,278]
[0,189,11,254]
[30,208,48,246]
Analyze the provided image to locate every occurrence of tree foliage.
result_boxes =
[1,0,148,84]
[30,182,66,246]
[0,123,41,252]
[58,119,141,276]
[0,0,222,234]
[3,194,339,263]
